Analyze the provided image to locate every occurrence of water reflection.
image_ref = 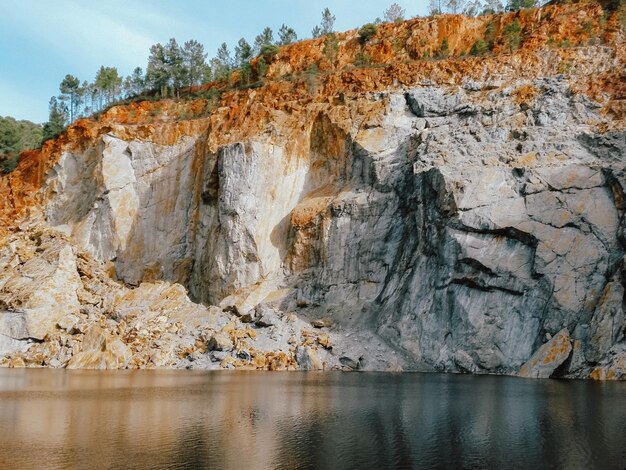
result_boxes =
[0,370,624,469]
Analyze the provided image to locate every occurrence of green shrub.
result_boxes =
[503,19,522,52]
[260,44,279,58]
[358,23,378,44]
[484,21,496,50]
[323,33,339,67]
[470,39,489,55]
[1,155,19,174]
[304,63,320,93]
[239,61,253,85]
[256,57,269,78]
[436,38,449,58]
[354,51,372,67]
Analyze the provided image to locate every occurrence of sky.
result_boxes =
[0,0,429,123]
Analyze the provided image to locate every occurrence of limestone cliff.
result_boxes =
[1,0,625,378]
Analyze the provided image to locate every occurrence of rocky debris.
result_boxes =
[0,227,354,371]
[519,329,573,379]
[223,305,240,316]
[316,333,332,350]
[0,231,82,341]
[57,314,82,335]
[66,326,132,370]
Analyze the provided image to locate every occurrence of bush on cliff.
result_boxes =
[358,23,378,44]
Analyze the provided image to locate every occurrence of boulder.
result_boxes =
[66,325,131,369]
[296,346,323,370]
[312,318,333,329]
[254,304,281,327]
[207,332,233,352]
[519,329,572,379]
[57,314,80,334]
[339,356,360,370]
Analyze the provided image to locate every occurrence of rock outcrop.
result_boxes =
[519,329,572,378]
[0,1,624,378]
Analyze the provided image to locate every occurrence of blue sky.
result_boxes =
[0,1,428,123]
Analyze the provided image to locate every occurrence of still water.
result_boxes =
[0,369,624,470]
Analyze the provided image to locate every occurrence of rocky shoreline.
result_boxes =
[1,225,624,379]
[0,226,402,372]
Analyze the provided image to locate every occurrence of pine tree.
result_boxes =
[384,3,406,22]
[482,0,505,14]
[94,66,122,107]
[212,43,233,82]
[278,24,297,46]
[323,33,339,68]
[235,38,253,66]
[429,0,444,14]
[129,67,145,96]
[313,8,336,37]
[42,97,66,143]
[146,43,170,97]
[254,27,274,55]
[59,74,81,123]
[165,38,186,96]
[446,0,468,14]
[183,40,208,90]
[321,8,335,35]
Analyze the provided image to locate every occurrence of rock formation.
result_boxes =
[0,0,624,378]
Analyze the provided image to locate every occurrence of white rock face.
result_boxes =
[30,77,626,377]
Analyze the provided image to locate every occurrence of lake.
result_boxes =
[0,369,624,469]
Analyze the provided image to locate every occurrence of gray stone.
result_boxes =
[207,333,233,352]
[254,304,281,328]
[296,346,323,370]
[312,318,333,329]
[339,356,360,370]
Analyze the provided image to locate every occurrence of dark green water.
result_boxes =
[0,369,624,469]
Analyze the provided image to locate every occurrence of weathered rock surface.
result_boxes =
[295,346,323,371]
[0,3,624,378]
[519,329,573,378]
[590,345,626,380]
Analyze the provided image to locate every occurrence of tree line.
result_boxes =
[0,116,42,173]
[42,1,550,142]
[427,0,548,16]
